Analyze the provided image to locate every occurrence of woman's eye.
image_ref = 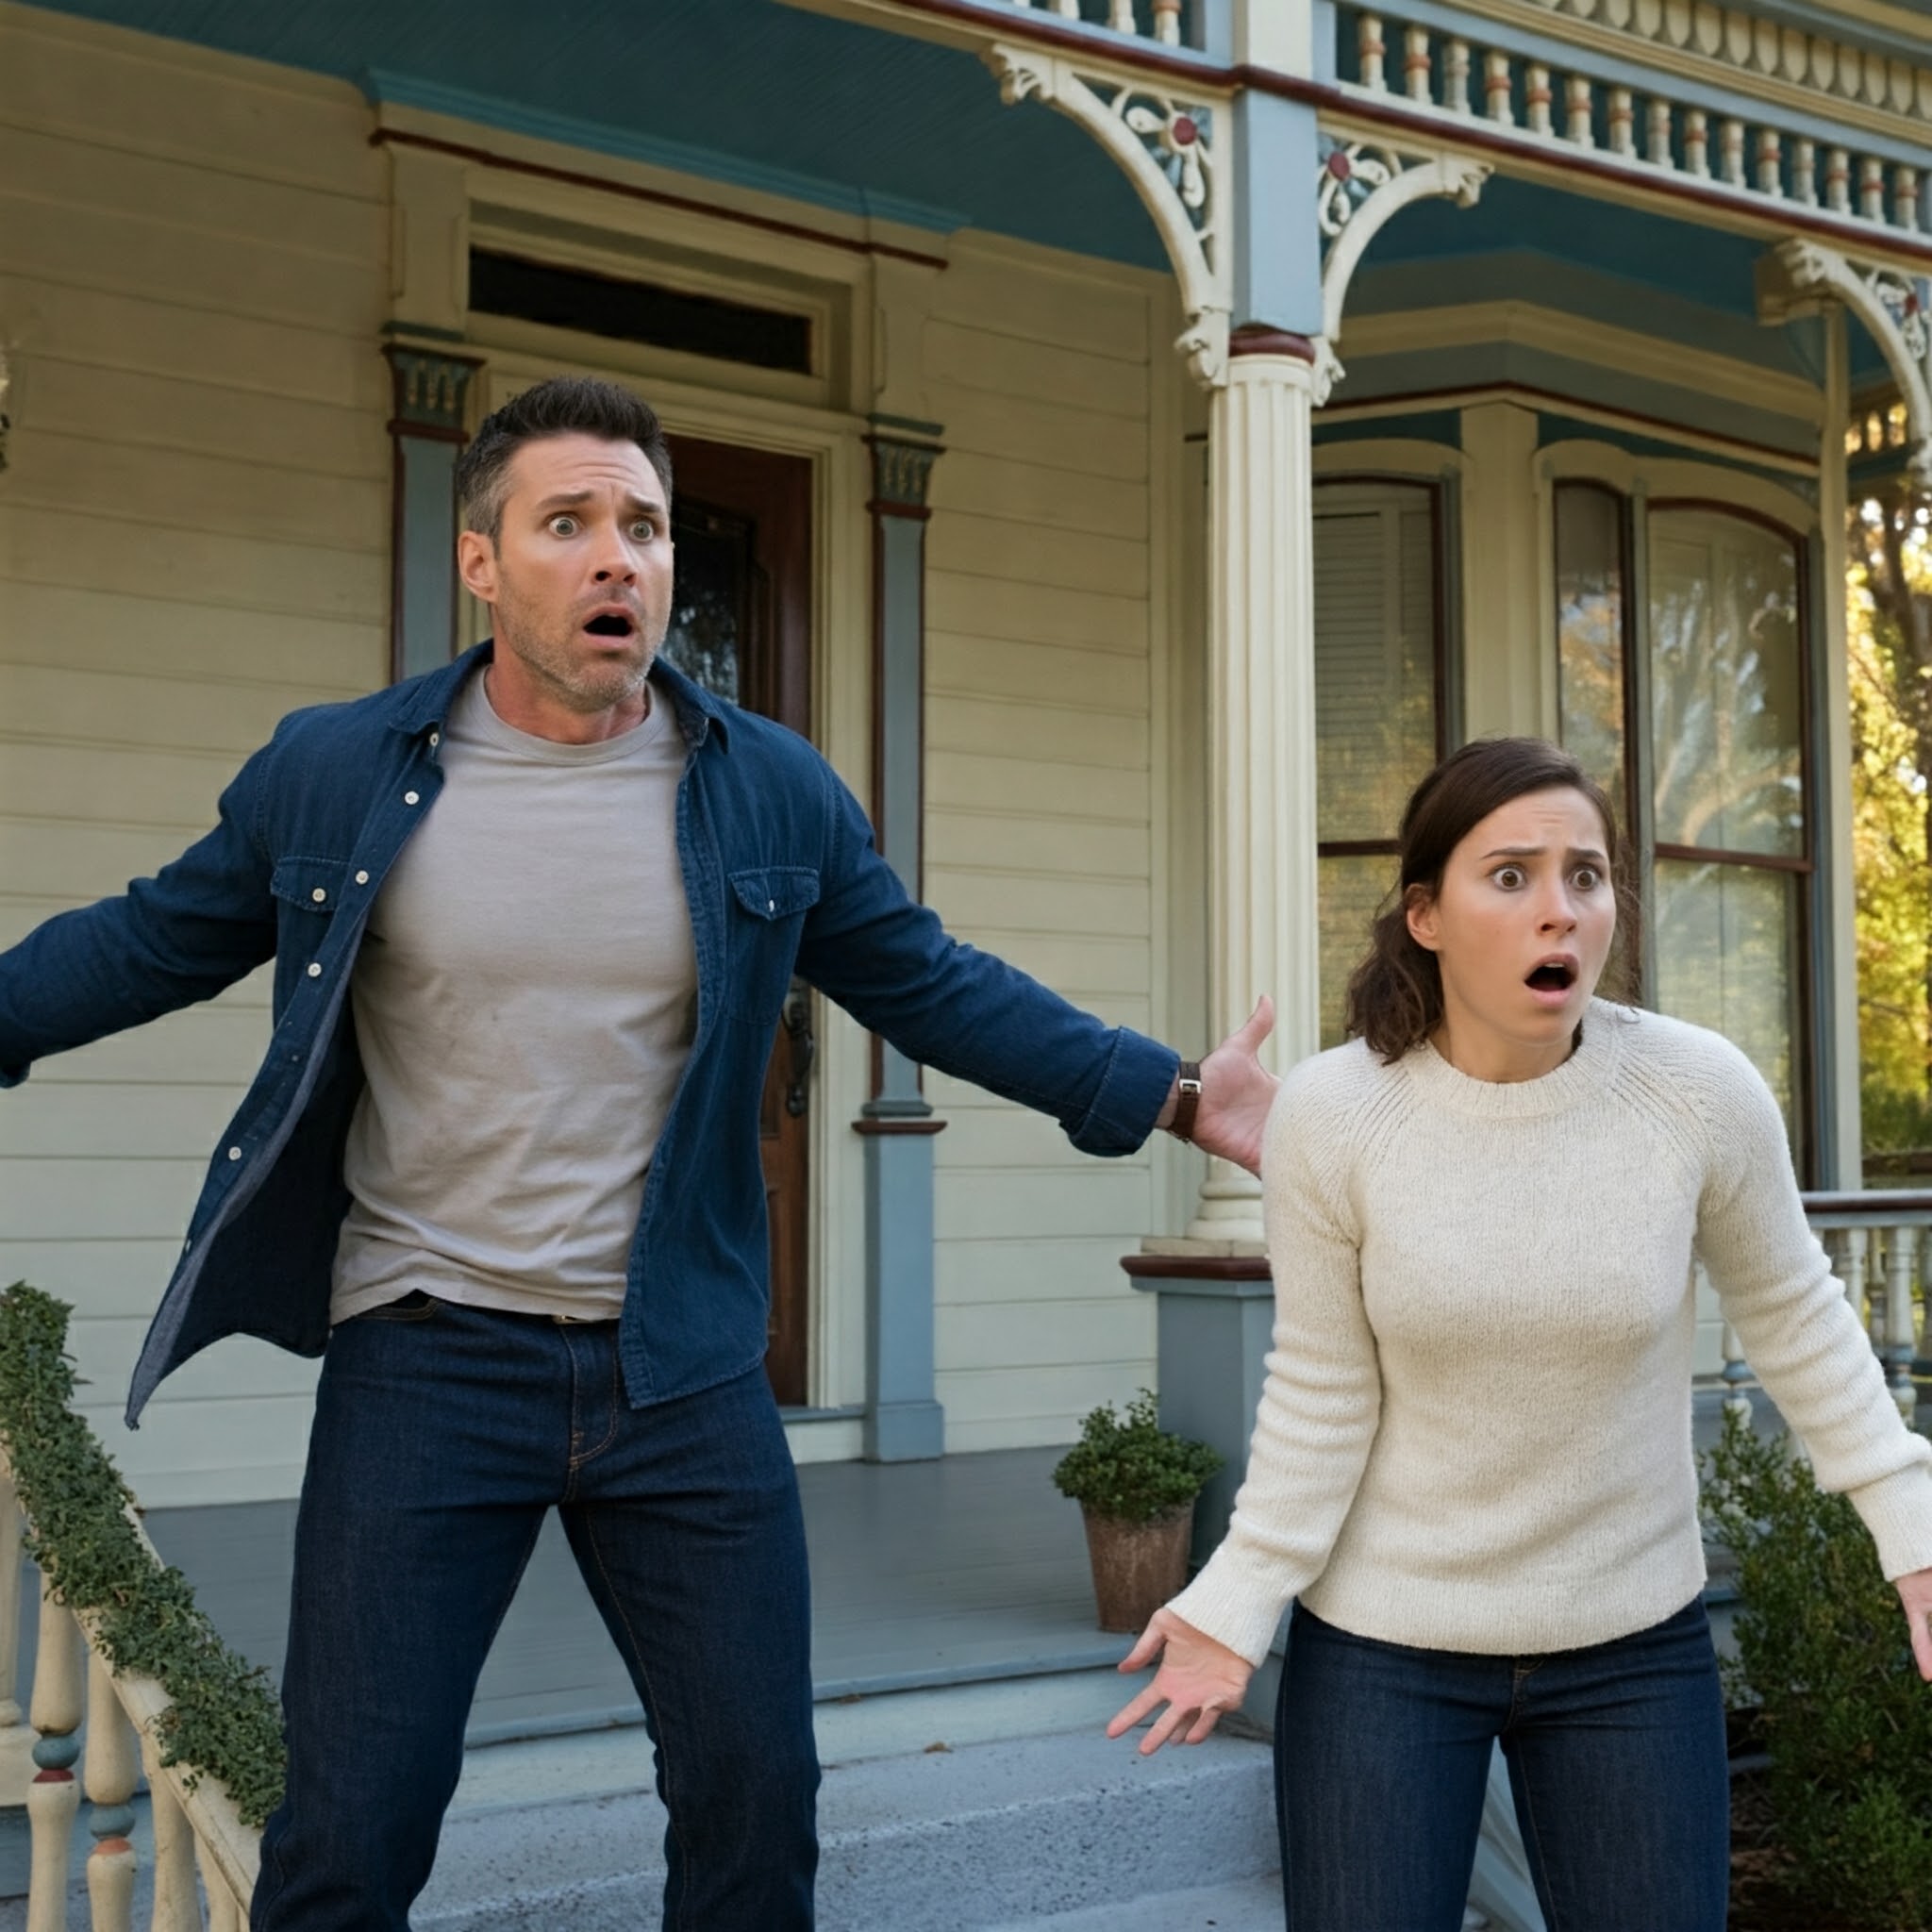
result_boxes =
[1574,865,1603,890]
[1494,866,1525,890]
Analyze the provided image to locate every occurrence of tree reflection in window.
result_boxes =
[660,500,754,707]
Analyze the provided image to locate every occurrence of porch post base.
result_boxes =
[864,1397,947,1464]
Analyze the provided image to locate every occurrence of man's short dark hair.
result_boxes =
[457,376,674,541]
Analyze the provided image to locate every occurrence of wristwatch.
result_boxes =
[1169,1060,1203,1143]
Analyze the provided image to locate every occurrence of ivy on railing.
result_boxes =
[0,1282,286,1828]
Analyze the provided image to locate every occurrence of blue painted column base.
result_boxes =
[860,1110,947,1462]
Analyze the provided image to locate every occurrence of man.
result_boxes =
[0,376,1275,1929]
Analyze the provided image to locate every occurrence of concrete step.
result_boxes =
[418,1722,1276,1930]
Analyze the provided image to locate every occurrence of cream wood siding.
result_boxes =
[0,4,390,1504]
[922,237,1170,1454]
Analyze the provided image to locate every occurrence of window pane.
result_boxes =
[1649,508,1804,858]
[1653,856,1803,1147]
[1555,484,1625,808]
[1320,853,1399,1049]
[1314,485,1440,843]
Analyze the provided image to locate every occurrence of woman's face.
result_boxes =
[1405,786,1616,1080]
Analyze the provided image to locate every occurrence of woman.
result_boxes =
[1111,738,1932,1931]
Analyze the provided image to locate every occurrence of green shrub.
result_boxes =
[1703,1407,1932,1931]
[0,1283,286,1829]
[1052,1390,1222,1526]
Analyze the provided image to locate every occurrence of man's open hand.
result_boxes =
[1187,996,1277,1176]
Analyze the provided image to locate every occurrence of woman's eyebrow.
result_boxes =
[1478,844,1608,862]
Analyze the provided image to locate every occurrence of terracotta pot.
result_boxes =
[1080,1500,1196,1633]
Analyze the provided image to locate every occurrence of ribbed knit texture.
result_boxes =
[1169,1002,1932,1665]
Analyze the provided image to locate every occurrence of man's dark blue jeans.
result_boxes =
[251,1297,817,1932]
[1274,1598,1728,1932]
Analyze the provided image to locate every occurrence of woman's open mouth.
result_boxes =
[1524,958,1577,1003]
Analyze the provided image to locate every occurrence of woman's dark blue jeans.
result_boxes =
[251,1296,818,1932]
[1274,1598,1728,1932]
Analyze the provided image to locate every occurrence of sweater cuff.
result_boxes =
[1849,1463,1932,1580]
[1165,1554,1291,1668]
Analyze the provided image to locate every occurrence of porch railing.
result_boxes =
[1003,0,1185,47]
[1327,2,1930,246]
[1,1447,259,1932]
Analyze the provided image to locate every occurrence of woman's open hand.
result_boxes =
[1895,1567,1932,1680]
[1107,1606,1254,1755]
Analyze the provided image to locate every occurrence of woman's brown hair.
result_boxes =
[1343,738,1640,1063]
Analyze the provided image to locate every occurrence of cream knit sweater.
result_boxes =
[1169,1002,1932,1665]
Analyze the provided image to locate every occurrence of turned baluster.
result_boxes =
[1152,0,1181,42]
[1894,165,1922,231]
[0,1462,25,1815]
[139,1733,201,1932]
[1052,0,1079,18]
[1525,63,1553,134]
[1108,0,1136,32]
[1791,137,1817,204]
[1719,117,1745,185]
[198,1839,243,1932]
[1443,39,1471,112]
[1756,127,1782,194]
[1883,1224,1920,1424]
[27,1578,84,1932]
[1683,108,1709,175]
[1359,13,1388,91]
[1720,1319,1755,1427]
[1860,156,1886,220]
[1484,50,1515,123]
[1645,98,1673,165]
[82,1656,137,1932]
[1404,25,1432,103]
[1837,1224,1871,1326]
[1824,147,1852,211]
[1607,87,1635,155]
[1565,75,1594,144]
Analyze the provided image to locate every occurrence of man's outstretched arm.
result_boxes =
[0,745,279,1088]
[795,772,1278,1172]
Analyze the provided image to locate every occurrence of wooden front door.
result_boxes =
[659,436,814,1406]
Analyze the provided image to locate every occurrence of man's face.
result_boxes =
[458,432,675,715]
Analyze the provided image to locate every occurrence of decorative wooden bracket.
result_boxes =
[1757,237,1932,491]
[1313,138,1490,404]
[987,42,1231,387]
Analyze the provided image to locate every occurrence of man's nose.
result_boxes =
[591,528,640,583]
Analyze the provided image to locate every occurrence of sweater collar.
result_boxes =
[1400,998,1632,1118]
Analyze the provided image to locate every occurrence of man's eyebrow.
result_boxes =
[1478,843,1608,862]
[532,490,666,514]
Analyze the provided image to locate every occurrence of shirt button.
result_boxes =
[310,887,327,904]
[404,791,420,806]
[307,962,323,978]
[429,731,441,748]
[768,899,776,912]
[355,870,370,886]
[227,1146,242,1161]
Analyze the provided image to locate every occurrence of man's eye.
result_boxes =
[630,521,657,541]
[549,515,578,537]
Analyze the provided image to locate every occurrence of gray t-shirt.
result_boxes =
[330,670,696,1324]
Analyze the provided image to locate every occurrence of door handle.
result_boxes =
[783,986,815,1118]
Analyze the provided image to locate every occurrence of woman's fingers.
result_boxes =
[1893,1571,1932,1682]
[1118,1620,1167,1673]
[1139,1694,1196,1756]
[1182,1702,1226,1746]
[1105,1682,1166,1740]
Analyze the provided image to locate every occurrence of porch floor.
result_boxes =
[123,1446,1126,1744]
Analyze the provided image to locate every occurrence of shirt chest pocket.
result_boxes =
[269,856,353,998]
[725,866,820,1024]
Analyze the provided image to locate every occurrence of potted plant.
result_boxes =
[1053,1391,1224,1634]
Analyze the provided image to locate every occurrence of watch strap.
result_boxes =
[1170,1060,1204,1143]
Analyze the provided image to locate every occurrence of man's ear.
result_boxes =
[1404,884,1441,954]
[457,528,498,606]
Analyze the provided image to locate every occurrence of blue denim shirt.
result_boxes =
[0,646,1178,1423]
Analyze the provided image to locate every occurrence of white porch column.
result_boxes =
[1188,325,1324,1244]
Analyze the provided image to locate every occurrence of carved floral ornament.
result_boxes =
[1757,237,1932,491]
[988,42,1231,387]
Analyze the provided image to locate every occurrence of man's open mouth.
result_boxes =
[1525,960,1576,992]
[585,612,636,638]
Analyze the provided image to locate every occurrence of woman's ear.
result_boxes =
[1404,884,1441,954]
